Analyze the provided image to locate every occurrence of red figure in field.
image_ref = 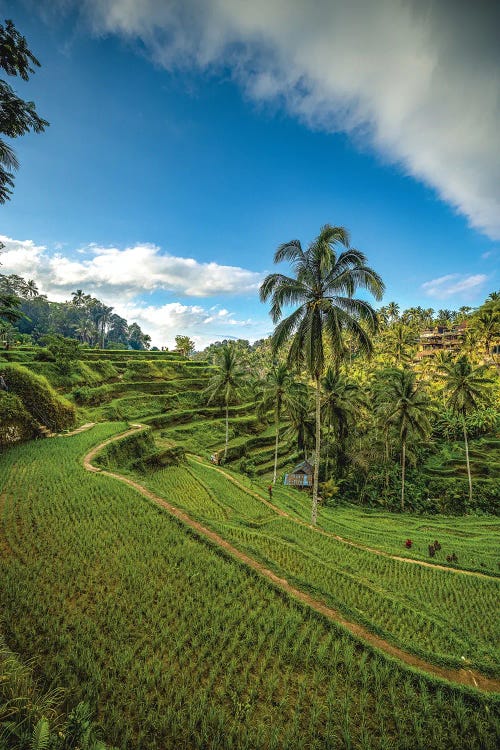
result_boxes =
[268,485,273,500]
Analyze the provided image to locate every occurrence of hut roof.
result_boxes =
[291,460,314,476]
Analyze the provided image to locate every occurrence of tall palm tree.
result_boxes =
[260,224,384,524]
[321,367,364,481]
[387,301,400,322]
[25,279,38,298]
[204,343,248,462]
[440,357,492,503]
[71,289,86,307]
[258,363,298,484]
[377,368,431,510]
[472,306,499,360]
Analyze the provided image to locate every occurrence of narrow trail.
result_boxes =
[190,456,497,581]
[57,422,95,438]
[83,426,500,693]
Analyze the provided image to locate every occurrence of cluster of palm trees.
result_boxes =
[205,225,495,524]
[0,275,151,350]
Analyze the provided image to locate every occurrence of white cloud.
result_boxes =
[421,273,488,300]
[119,301,265,349]
[75,0,500,239]
[0,235,262,298]
[0,237,46,277]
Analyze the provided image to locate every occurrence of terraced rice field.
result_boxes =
[141,457,500,676]
[1,425,499,749]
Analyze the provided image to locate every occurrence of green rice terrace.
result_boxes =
[1,347,499,749]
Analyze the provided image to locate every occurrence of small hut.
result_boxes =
[283,460,314,488]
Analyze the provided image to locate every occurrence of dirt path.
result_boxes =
[56,422,96,438]
[83,426,500,693]
[190,456,497,581]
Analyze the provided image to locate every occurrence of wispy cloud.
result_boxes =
[421,273,488,300]
[67,0,500,239]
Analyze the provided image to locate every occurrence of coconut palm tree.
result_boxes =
[260,224,384,524]
[71,289,86,307]
[321,367,365,481]
[440,357,492,503]
[387,301,400,322]
[25,279,38,297]
[472,306,500,360]
[258,363,298,484]
[377,368,431,510]
[204,343,248,462]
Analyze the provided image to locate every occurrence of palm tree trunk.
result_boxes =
[224,400,229,462]
[325,421,331,481]
[273,407,279,484]
[312,376,321,525]
[462,414,473,504]
[401,440,406,511]
[384,428,390,494]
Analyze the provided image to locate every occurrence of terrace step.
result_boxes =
[36,422,56,438]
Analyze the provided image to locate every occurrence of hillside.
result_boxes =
[0,347,499,748]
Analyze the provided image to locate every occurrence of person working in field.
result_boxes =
[0,374,7,391]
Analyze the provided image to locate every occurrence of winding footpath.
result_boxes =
[83,425,500,693]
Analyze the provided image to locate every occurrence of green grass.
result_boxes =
[207,467,500,575]
[1,427,499,749]
[143,459,500,676]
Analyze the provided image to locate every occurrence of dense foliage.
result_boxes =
[0,276,151,350]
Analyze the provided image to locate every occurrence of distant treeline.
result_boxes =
[0,275,151,349]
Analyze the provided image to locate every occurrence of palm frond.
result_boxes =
[274,239,304,265]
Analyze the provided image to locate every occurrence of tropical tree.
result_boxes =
[321,367,364,481]
[257,363,297,484]
[0,19,49,202]
[128,322,150,350]
[387,301,400,322]
[281,382,315,461]
[260,224,384,524]
[435,309,454,327]
[25,279,38,297]
[0,291,22,324]
[71,289,87,307]
[381,321,419,365]
[175,335,195,358]
[107,314,129,347]
[204,343,248,462]
[440,357,492,503]
[471,304,500,361]
[376,368,431,510]
[0,320,18,349]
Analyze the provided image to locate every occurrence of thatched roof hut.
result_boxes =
[283,460,313,488]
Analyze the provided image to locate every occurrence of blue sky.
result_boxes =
[1,0,498,347]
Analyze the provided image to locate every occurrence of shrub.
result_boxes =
[132,445,186,472]
[0,391,38,445]
[33,346,55,362]
[1,363,75,431]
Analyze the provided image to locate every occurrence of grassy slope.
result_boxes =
[201,464,500,574]
[1,428,499,749]
[140,459,500,676]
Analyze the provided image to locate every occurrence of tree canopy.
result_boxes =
[0,19,48,203]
